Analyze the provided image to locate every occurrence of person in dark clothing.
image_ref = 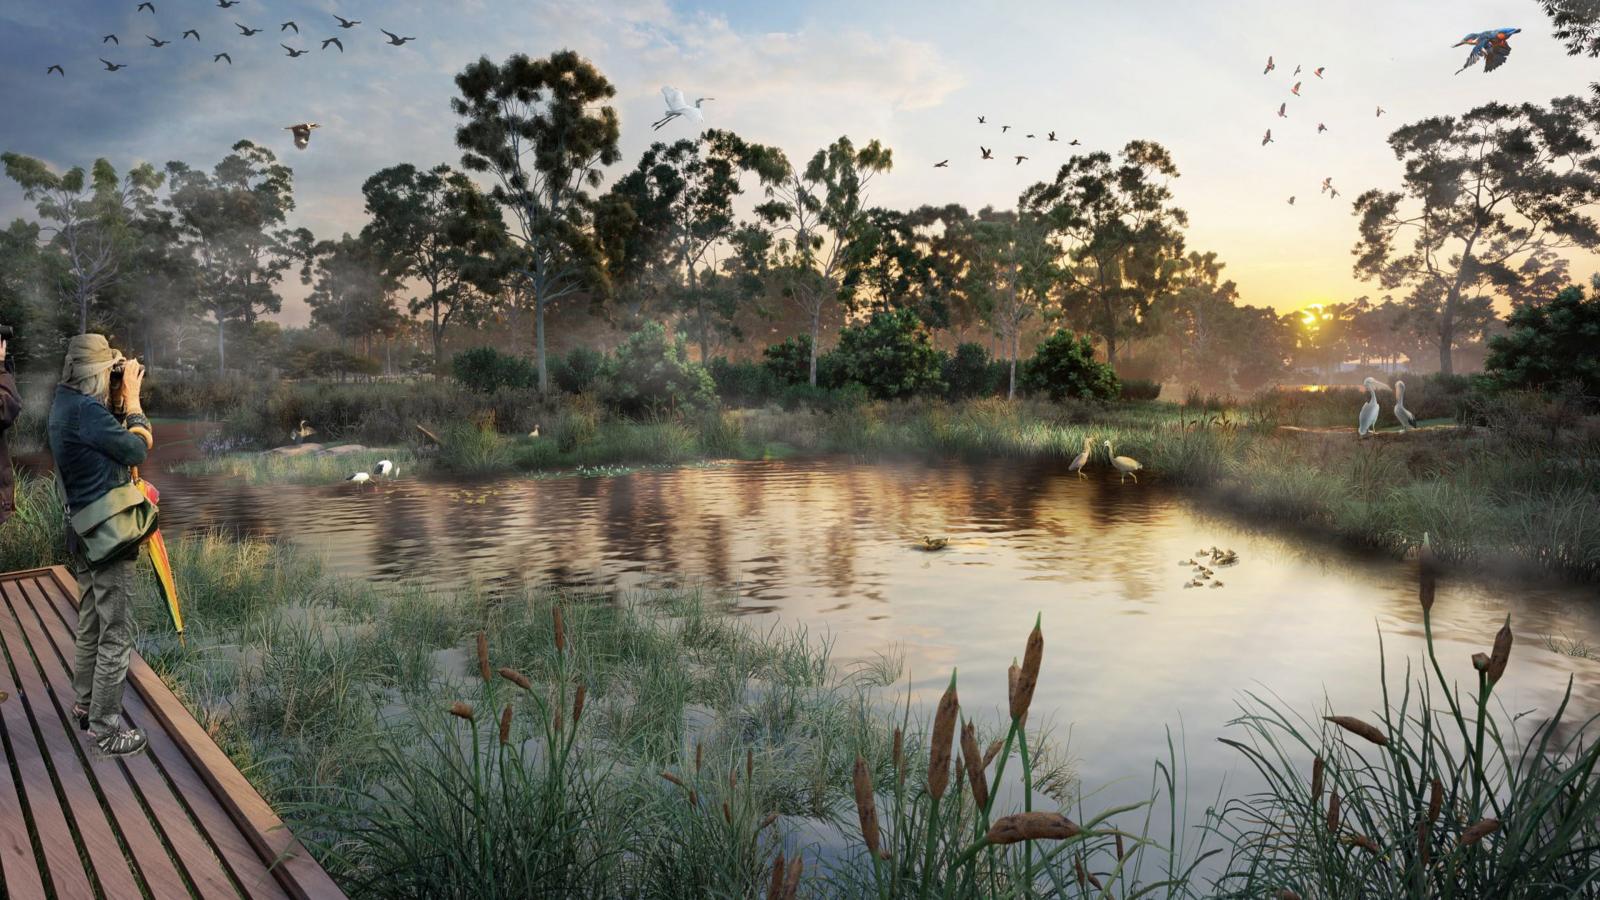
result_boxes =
[0,337,22,525]
[47,334,153,757]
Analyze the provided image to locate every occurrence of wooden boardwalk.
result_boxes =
[0,565,345,899]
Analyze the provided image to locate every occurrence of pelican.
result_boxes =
[374,459,396,477]
[290,419,315,444]
[1068,436,1092,479]
[1103,440,1143,483]
[346,471,371,489]
[1393,380,1418,430]
[1358,377,1391,437]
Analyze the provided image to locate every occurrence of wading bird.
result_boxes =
[528,424,541,438]
[1014,155,1028,165]
[1104,440,1143,483]
[1263,54,1275,74]
[1321,176,1333,193]
[290,419,315,443]
[213,52,231,63]
[333,14,360,28]
[100,58,127,71]
[933,159,949,168]
[182,29,199,40]
[1393,380,1418,430]
[1455,28,1520,74]
[1288,195,1295,205]
[1069,436,1092,479]
[652,86,712,130]
[322,36,343,51]
[374,459,396,477]
[1358,377,1391,436]
[47,64,64,76]
[281,20,298,33]
[103,33,119,43]
[380,28,414,45]
[1261,129,1273,146]
[1328,186,1340,199]
[281,43,307,57]
[285,122,318,148]
[980,146,993,159]
[346,471,371,489]
[237,23,261,35]
[147,35,170,47]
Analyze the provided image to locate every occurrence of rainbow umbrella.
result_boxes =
[131,468,185,642]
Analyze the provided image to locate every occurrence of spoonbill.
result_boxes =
[1393,380,1418,430]
[1358,377,1391,436]
[374,459,397,477]
[1103,440,1143,483]
[1068,436,1092,479]
[652,86,712,131]
[347,471,371,489]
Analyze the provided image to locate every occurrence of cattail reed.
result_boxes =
[1115,831,1125,862]
[499,666,531,691]
[572,684,586,727]
[853,755,883,859]
[747,748,754,784]
[498,704,513,745]
[477,631,491,681]
[449,701,475,722]
[1275,890,1303,900]
[1324,715,1389,747]
[985,811,1081,844]
[1418,819,1432,868]
[982,739,1003,769]
[1427,777,1443,823]
[782,855,802,899]
[1310,755,1324,804]
[723,801,733,824]
[1011,614,1043,725]
[767,851,785,900]
[928,670,959,800]
[1487,617,1512,685]
[960,722,989,809]
[1327,792,1341,833]
[1458,817,1500,846]
[554,708,563,735]
[1418,532,1437,614]
[695,741,704,774]
[1472,652,1491,672]
[759,812,778,831]
[1075,855,1103,890]
[1345,833,1380,855]
[552,604,566,654]
[661,771,686,789]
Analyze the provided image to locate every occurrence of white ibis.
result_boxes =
[1103,440,1143,483]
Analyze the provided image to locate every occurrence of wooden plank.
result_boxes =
[0,580,117,899]
[32,570,296,900]
[10,577,239,900]
[0,628,49,900]
[36,567,328,900]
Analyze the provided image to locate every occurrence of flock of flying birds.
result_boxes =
[941,116,1082,170]
[44,1,419,150]
[1257,56,1352,206]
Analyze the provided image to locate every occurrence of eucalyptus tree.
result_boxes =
[1145,250,1241,385]
[452,50,621,391]
[963,206,1057,398]
[1021,140,1189,365]
[750,135,892,385]
[1353,96,1600,374]
[2,152,164,333]
[303,233,402,360]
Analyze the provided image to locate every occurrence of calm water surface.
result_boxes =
[134,425,1600,814]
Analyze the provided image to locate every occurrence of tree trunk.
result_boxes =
[808,305,821,387]
[1007,333,1017,400]
[216,312,226,376]
[431,293,443,368]
[535,292,548,392]
[1438,287,1457,376]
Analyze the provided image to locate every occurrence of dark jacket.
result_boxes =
[47,384,152,516]
[0,356,20,524]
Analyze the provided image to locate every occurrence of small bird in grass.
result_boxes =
[282,43,308,57]
[1262,129,1274,146]
[1048,131,1057,141]
[137,1,154,11]
[1104,440,1143,483]
[285,123,319,148]
[182,29,199,40]
[1277,102,1287,118]
[281,20,299,33]
[1317,122,1328,133]
[346,471,371,489]
[322,36,343,51]
[1014,155,1028,165]
[47,64,64,76]
[1291,81,1302,95]
[980,146,993,159]
[933,159,949,168]
[1069,436,1093,479]
[1263,55,1275,74]
[100,58,128,71]
[103,33,119,43]
[380,29,415,45]
[1314,66,1325,78]
[334,14,360,28]
[528,424,541,438]
[374,459,397,477]
[213,52,231,63]
[290,419,315,443]
[147,35,170,47]
[920,536,949,551]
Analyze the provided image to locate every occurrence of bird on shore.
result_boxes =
[334,14,360,28]
[1262,129,1273,146]
[380,28,415,45]
[322,37,343,51]
[213,52,231,63]
[182,29,199,40]
[285,123,319,148]
[103,33,119,43]
[920,536,949,551]
[1069,436,1093,479]
[980,146,993,159]
[237,23,261,35]
[147,35,171,47]
[1014,155,1028,165]
[282,43,308,57]
[1393,380,1418,430]
[652,86,711,130]
[1455,28,1520,74]
[1321,177,1333,194]
[933,159,949,168]
[100,58,127,71]
[1210,580,1224,588]
[1359,377,1392,436]
[374,459,397,477]
[346,471,371,489]
[528,424,541,438]
[290,419,315,443]
[1104,440,1143,483]
[47,65,64,76]
[1263,55,1275,74]
[281,20,299,33]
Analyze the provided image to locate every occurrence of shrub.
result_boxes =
[1484,282,1600,398]
[1118,377,1162,402]
[762,335,814,387]
[600,322,716,417]
[451,347,537,394]
[826,309,945,401]
[942,343,1004,400]
[552,346,605,395]
[708,358,778,408]
[1019,329,1120,402]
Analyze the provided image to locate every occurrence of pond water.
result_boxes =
[120,423,1600,824]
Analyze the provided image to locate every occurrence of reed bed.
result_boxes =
[173,447,418,486]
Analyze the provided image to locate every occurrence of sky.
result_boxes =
[1,0,1595,327]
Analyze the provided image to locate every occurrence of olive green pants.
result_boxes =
[69,552,139,734]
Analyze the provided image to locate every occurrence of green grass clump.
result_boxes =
[0,472,66,573]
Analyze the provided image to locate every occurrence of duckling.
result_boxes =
[1183,581,1197,589]
[920,536,950,552]
[1215,550,1239,566]
[1179,559,1195,566]
[1210,580,1224,588]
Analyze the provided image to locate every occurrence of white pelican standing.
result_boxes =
[346,471,371,489]
[1392,380,1418,430]
[651,86,712,130]
[374,459,396,477]
[1068,436,1092,479]
[1358,377,1391,437]
[1103,440,1143,483]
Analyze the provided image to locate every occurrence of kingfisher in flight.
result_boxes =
[1454,28,1521,74]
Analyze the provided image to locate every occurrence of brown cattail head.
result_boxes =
[1115,832,1125,862]
[853,755,882,858]
[572,684,587,727]
[1344,833,1380,855]
[1075,856,1103,889]
[1007,660,1021,726]
[1275,891,1304,900]
[1486,617,1512,686]
[554,708,563,735]
[1427,777,1443,824]
[928,669,960,801]
[695,741,704,774]
[767,851,786,900]
[1472,652,1491,672]
[723,801,732,824]
[499,667,531,691]
[1010,614,1043,724]
[1418,820,1432,868]
[960,722,989,809]
[983,739,1003,769]
[1458,818,1500,847]
[477,631,491,681]
[1311,755,1325,804]
[782,855,802,899]
[552,604,566,654]
[449,701,475,722]
[986,811,1081,844]
[1418,532,1437,614]
[1327,792,1341,833]
[689,789,698,807]
[759,811,779,831]
[661,770,685,789]
[498,704,513,745]
[1324,715,1389,747]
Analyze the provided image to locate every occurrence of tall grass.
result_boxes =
[0,472,66,573]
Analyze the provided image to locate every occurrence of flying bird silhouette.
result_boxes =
[1069,138,1081,145]
[182,29,199,41]
[147,34,170,47]
[977,115,985,124]
[1014,155,1028,165]
[137,1,154,12]
[1277,102,1286,117]
[1313,66,1325,78]
[1317,122,1328,133]
[1261,129,1273,146]
[1263,55,1275,74]
[236,22,261,35]
[216,0,238,6]
[1321,177,1333,193]
[1000,125,1010,132]
[1291,81,1302,95]
[281,43,307,57]
[102,33,118,44]
[651,86,712,130]
[1288,196,1295,205]
[47,64,64,76]
[1376,105,1386,117]
[281,21,298,33]
[1292,64,1302,76]
[322,37,343,51]
[333,14,360,28]
[285,123,319,149]
[100,58,127,71]
[933,160,949,168]
[1454,28,1520,74]
[213,52,231,63]
[1047,131,1057,141]
[380,29,414,45]
[1025,133,1035,138]
[980,146,993,159]
[1328,186,1341,199]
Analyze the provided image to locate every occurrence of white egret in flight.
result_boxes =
[1393,380,1418,430]
[1359,377,1391,436]
[652,86,712,131]
[1103,440,1143,483]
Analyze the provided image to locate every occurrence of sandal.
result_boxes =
[72,704,89,731]
[91,726,147,757]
